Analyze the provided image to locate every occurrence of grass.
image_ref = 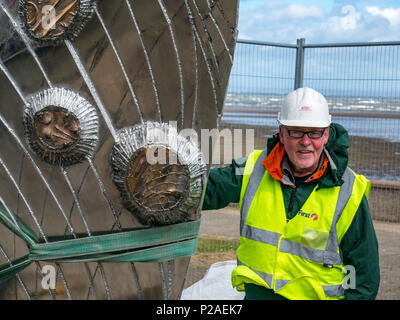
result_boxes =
[196,236,239,253]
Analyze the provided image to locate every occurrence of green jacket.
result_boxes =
[202,123,380,300]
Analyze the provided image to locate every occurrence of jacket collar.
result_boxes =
[262,141,330,188]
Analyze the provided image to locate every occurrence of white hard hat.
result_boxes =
[277,87,331,128]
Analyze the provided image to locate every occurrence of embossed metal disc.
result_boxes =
[34,106,80,151]
[23,87,99,166]
[18,0,96,45]
[126,147,191,212]
[111,122,206,226]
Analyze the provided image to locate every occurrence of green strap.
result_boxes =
[0,199,39,245]
[29,219,199,261]
[0,198,201,282]
[43,238,198,263]
[0,255,32,281]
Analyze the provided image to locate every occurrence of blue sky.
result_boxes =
[228,1,400,97]
[238,0,400,43]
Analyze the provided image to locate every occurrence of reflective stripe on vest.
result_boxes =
[236,260,342,297]
[274,279,344,297]
[237,259,273,287]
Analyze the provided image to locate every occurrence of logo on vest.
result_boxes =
[297,210,319,221]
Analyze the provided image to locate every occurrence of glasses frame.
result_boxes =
[284,127,327,140]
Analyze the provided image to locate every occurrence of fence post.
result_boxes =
[294,38,305,89]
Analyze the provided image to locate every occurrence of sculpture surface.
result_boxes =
[0,0,238,299]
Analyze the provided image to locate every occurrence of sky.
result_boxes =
[228,0,400,98]
[238,0,400,44]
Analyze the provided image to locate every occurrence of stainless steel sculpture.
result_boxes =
[0,0,238,299]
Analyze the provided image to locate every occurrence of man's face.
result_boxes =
[279,126,329,177]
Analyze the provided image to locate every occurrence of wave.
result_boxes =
[225,93,400,112]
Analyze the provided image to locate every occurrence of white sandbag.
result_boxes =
[181,260,245,300]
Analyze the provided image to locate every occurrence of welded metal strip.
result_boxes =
[125,0,162,122]
[0,244,31,299]
[205,0,233,63]
[55,263,72,300]
[0,61,27,105]
[156,0,185,128]
[184,1,219,124]
[193,24,219,125]
[0,155,73,299]
[0,1,52,87]
[167,260,173,299]
[183,0,199,129]
[61,168,92,236]
[94,6,144,124]
[64,40,118,140]
[62,167,109,300]
[129,262,143,300]
[159,262,168,300]
[97,262,111,300]
[86,157,122,231]
[0,155,47,241]
[191,0,220,73]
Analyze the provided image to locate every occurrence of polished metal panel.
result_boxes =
[0,0,238,299]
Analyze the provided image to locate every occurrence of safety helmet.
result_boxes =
[277,87,331,128]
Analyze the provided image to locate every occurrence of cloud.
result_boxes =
[237,1,400,43]
[366,6,400,27]
[238,2,326,43]
[319,5,400,42]
[319,5,363,40]
[286,4,324,19]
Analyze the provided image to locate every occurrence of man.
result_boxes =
[202,87,380,300]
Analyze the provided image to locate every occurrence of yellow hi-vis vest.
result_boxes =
[231,149,371,300]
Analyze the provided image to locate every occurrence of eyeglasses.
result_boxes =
[285,127,327,139]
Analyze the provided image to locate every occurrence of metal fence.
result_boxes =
[185,38,400,300]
